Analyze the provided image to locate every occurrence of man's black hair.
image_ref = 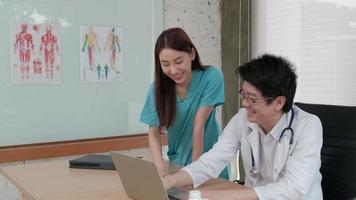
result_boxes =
[237,54,297,112]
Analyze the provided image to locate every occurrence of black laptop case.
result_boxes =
[69,154,115,170]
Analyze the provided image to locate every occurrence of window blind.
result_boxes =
[251,0,356,106]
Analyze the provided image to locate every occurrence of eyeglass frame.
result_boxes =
[238,89,274,104]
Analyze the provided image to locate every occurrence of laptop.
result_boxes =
[110,152,187,200]
[69,154,115,170]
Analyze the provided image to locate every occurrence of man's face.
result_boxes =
[240,81,275,124]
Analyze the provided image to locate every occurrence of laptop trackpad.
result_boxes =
[168,187,186,200]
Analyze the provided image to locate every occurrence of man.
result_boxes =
[104,28,121,74]
[13,23,35,79]
[163,54,323,200]
[40,24,59,79]
[82,26,101,70]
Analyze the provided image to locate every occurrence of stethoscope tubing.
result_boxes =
[249,108,295,178]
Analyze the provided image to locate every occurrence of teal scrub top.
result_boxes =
[140,67,229,179]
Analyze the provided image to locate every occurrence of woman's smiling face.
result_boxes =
[158,48,195,86]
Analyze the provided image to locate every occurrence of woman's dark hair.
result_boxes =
[237,54,297,113]
[154,27,205,128]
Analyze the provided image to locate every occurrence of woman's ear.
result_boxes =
[190,48,196,61]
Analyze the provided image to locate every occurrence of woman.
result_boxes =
[140,27,229,179]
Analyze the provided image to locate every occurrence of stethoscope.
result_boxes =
[249,108,295,179]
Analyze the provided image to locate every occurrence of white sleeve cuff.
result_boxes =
[181,166,206,188]
[253,187,265,200]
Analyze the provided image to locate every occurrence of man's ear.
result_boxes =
[274,96,286,111]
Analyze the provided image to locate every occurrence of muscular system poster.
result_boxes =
[11,22,61,84]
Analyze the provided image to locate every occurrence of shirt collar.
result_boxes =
[247,111,290,141]
[268,112,289,141]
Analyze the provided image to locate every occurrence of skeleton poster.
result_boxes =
[11,23,61,84]
[80,26,123,82]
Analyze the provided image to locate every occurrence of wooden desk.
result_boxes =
[0,150,245,200]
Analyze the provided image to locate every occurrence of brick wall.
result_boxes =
[163,0,222,68]
[163,0,224,126]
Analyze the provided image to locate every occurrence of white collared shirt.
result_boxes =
[258,129,277,185]
[256,113,287,186]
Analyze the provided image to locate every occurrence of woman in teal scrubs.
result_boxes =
[140,27,228,179]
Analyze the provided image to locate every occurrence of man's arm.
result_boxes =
[202,189,258,200]
[82,34,88,52]
[94,33,101,51]
[29,35,35,51]
[162,169,193,190]
[14,34,20,53]
[163,164,258,200]
[53,36,59,54]
[40,36,44,52]
[115,35,121,52]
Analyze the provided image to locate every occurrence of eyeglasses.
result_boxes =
[238,90,273,104]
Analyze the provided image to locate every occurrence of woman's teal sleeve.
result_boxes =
[199,67,225,107]
[139,84,159,127]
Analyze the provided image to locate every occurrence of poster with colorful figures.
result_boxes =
[80,26,123,82]
[11,23,61,84]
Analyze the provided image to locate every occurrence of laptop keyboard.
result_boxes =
[167,187,185,200]
[168,195,180,200]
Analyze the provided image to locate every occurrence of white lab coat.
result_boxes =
[183,105,323,200]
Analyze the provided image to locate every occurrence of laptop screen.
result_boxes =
[110,152,186,200]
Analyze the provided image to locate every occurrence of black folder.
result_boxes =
[69,154,116,170]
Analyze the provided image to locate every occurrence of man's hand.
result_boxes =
[161,174,175,190]
[201,188,258,200]
[155,161,169,177]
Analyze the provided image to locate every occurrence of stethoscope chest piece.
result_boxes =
[249,167,258,179]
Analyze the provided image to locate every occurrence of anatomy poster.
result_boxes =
[11,23,61,84]
[80,26,123,82]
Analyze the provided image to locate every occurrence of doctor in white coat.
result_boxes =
[163,54,323,200]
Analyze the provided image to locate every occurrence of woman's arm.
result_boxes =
[192,106,213,161]
[148,126,168,177]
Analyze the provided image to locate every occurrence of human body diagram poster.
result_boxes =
[80,26,123,82]
[11,23,61,84]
